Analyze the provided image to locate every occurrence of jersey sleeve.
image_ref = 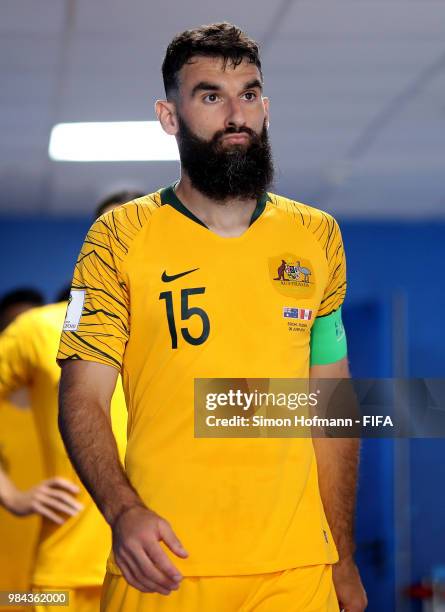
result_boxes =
[57,214,130,371]
[317,216,347,317]
[310,215,348,365]
[0,313,35,397]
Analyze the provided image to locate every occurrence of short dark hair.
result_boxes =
[55,284,72,303]
[0,288,44,317]
[95,190,145,220]
[162,22,262,99]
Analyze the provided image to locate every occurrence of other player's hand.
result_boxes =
[112,505,188,595]
[4,477,83,524]
[332,557,368,611]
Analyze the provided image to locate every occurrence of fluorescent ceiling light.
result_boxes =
[49,121,179,161]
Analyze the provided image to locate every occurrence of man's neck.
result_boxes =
[174,174,257,238]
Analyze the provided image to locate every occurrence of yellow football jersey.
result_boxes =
[0,302,127,587]
[57,187,346,576]
[0,400,42,609]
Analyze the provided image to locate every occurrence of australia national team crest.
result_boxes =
[269,254,316,298]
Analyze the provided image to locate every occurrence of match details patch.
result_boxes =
[283,307,313,320]
[63,290,85,331]
[269,254,316,298]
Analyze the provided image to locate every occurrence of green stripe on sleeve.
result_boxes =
[310,306,347,366]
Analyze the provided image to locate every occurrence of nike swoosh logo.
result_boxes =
[161,267,199,282]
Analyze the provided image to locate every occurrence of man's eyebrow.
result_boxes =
[243,79,263,92]
[191,81,221,97]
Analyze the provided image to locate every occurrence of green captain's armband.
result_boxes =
[310,306,347,366]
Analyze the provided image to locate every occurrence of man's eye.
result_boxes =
[204,94,219,103]
[242,92,257,101]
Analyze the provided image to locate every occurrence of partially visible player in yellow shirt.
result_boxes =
[0,302,127,611]
[0,192,142,612]
[0,400,44,612]
[0,289,44,612]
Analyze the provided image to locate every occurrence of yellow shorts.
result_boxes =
[31,585,101,612]
[101,565,339,612]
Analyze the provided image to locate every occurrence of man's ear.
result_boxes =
[155,99,179,135]
[263,96,270,129]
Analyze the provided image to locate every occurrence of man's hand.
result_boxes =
[333,557,367,612]
[3,477,83,524]
[112,505,189,596]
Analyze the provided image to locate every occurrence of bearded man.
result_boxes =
[57,22,366,612]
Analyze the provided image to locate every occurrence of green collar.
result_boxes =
[160,184,270,229]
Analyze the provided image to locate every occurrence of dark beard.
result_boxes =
[176,116,274,202]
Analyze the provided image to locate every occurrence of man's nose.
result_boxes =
[224,98,246,130]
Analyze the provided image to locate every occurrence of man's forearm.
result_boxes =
[0,466,17,510]
[309,359,360,561]
[58,371,142,526]
[313,436,359,560]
